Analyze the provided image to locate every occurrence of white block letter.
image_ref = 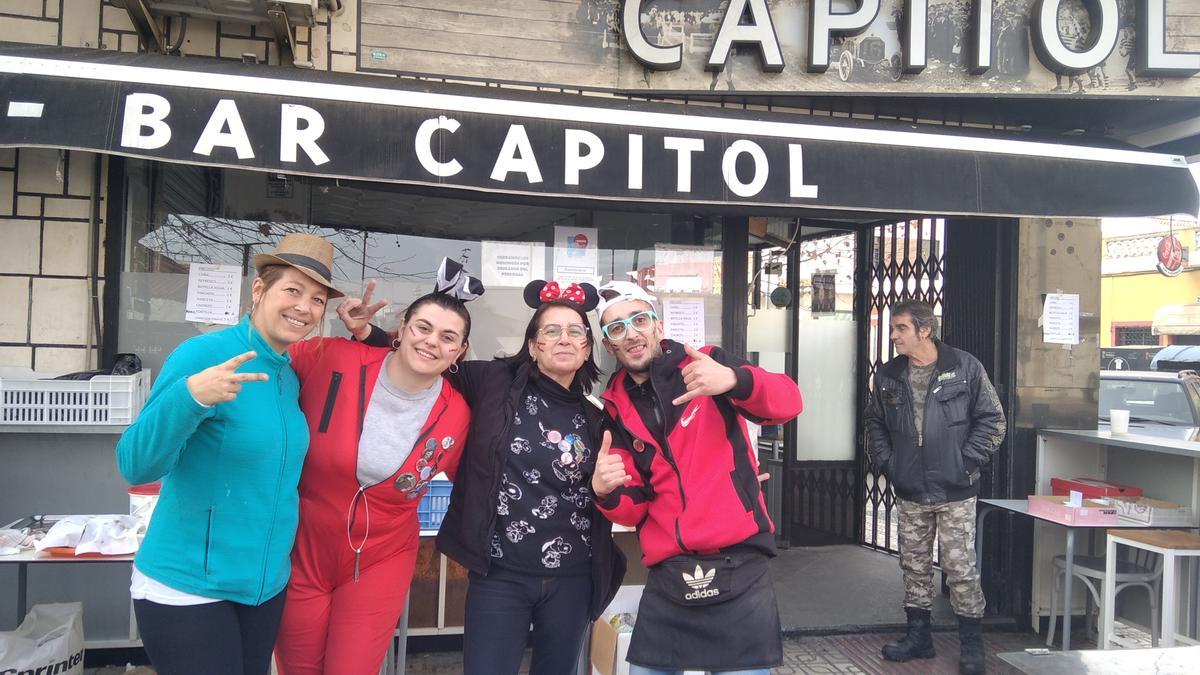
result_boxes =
[623,0,682,69]
[628,134,643,190]
[280,104,329,165]
[722,140,769,197]
[415,116,463,178]
[121,93,171,150]
[808,0,881,71]
[1140,0,1200,75]
[491,125,542,184]
[564,129,605,186]
[707,0,785,72]
[663,137,704,193]
[789,144,819,199]
[193,99,254,159]
[1034,0,1117,71]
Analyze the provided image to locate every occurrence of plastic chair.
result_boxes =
[1046,550,1161,647]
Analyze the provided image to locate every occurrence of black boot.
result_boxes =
[882,607,935,662]
[958,615,985,675]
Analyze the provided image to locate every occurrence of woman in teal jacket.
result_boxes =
[116,233,342,675]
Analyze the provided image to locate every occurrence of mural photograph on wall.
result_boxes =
[358,0,1200,96]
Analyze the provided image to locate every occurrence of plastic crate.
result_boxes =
[417,479,453,531]
[0,369,151,425]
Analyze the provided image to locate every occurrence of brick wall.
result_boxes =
[0,1,357,372]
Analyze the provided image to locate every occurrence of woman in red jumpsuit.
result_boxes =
[274,261,481,674]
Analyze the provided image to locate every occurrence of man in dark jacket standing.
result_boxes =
[591,281,803,675]
[865,299,1006,675]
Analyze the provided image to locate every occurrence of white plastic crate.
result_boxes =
[0,369,151,425]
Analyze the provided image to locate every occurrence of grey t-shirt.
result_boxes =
[908,361,937,447]
[356,353,442,485]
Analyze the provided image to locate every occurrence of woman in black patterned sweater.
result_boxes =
[349,280,624,675]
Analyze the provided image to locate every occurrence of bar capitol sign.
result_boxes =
[359,0,1200,96]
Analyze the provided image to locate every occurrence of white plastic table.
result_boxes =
[1102,529,1200,649]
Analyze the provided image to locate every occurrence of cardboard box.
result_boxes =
[591,585,641,675]
[1110,496,1195,526]
[1050,477,1142,499]
[1027,495,1118,526]
[590,585,701,675]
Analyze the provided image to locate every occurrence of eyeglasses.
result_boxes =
[537,324,589,342]
[600,310,657,341]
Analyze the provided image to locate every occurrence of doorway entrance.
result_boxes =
[748,220,861,546]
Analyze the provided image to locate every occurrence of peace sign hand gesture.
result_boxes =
[671,343,738,406]
[186,351,268,406]
[337,280,389,340]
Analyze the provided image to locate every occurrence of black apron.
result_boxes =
[627,550,783,671]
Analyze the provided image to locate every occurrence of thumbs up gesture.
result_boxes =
[671,343,737,406]
[591,431,630,499]
[186,351,269,406]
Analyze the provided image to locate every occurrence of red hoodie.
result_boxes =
[597,341,802,567]
[288,337,470,577]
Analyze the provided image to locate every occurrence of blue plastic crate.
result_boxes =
[417,479,453,531]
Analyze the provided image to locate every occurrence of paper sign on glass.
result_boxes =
[662,299,706,348]
[552,226,598,285]
[482,241,546,288]
[185,264,241,325]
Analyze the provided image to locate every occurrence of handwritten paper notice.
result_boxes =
[185,264,241,325]
[483,241,545,288]
[662,299,706,348]
[1042,293,1080,345]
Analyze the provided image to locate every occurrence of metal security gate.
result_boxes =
[858,219,945,553]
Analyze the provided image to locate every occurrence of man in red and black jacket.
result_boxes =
[591,281,803,675]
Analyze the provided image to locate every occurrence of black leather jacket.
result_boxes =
[363,326,625,619]
[864,340,1007,503]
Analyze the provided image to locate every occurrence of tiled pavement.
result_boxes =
[86,625,1146,674]
[399,628,1110,674]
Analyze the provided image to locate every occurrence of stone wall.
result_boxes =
[0,1,358,371]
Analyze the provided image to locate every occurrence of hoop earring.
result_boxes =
[390,338,401,350]
[448,362,459,374]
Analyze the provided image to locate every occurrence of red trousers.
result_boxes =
[274,532,418,675]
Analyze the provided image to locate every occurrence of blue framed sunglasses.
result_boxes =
[601,310,658,341]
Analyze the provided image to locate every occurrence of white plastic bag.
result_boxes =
[33,515,140,555]
[0,602,85,675]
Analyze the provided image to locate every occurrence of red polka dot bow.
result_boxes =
[539,281,586,305]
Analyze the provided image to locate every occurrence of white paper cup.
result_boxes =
[1109,409,1130,434]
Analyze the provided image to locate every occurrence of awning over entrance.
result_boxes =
[1154,303,1200,336]
[1,43,1195,219]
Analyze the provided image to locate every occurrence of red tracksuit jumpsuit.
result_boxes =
[275,338,469,674]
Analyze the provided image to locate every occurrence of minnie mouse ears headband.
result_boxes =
[435,258,485,302]
[523,280,600,312]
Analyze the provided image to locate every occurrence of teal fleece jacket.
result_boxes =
[116,315,309,605]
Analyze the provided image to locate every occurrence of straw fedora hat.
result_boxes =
[252,233,344,298]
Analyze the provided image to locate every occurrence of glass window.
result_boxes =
[1114,324,1156,346]
[1098,377,1195,425]
[117,161,723,379]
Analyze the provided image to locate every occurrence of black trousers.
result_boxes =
[133,590,286,675]
[463,567,592,675]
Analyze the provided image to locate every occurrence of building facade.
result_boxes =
[3,0,1200,645]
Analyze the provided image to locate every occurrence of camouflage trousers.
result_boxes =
[896,496,986,618]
